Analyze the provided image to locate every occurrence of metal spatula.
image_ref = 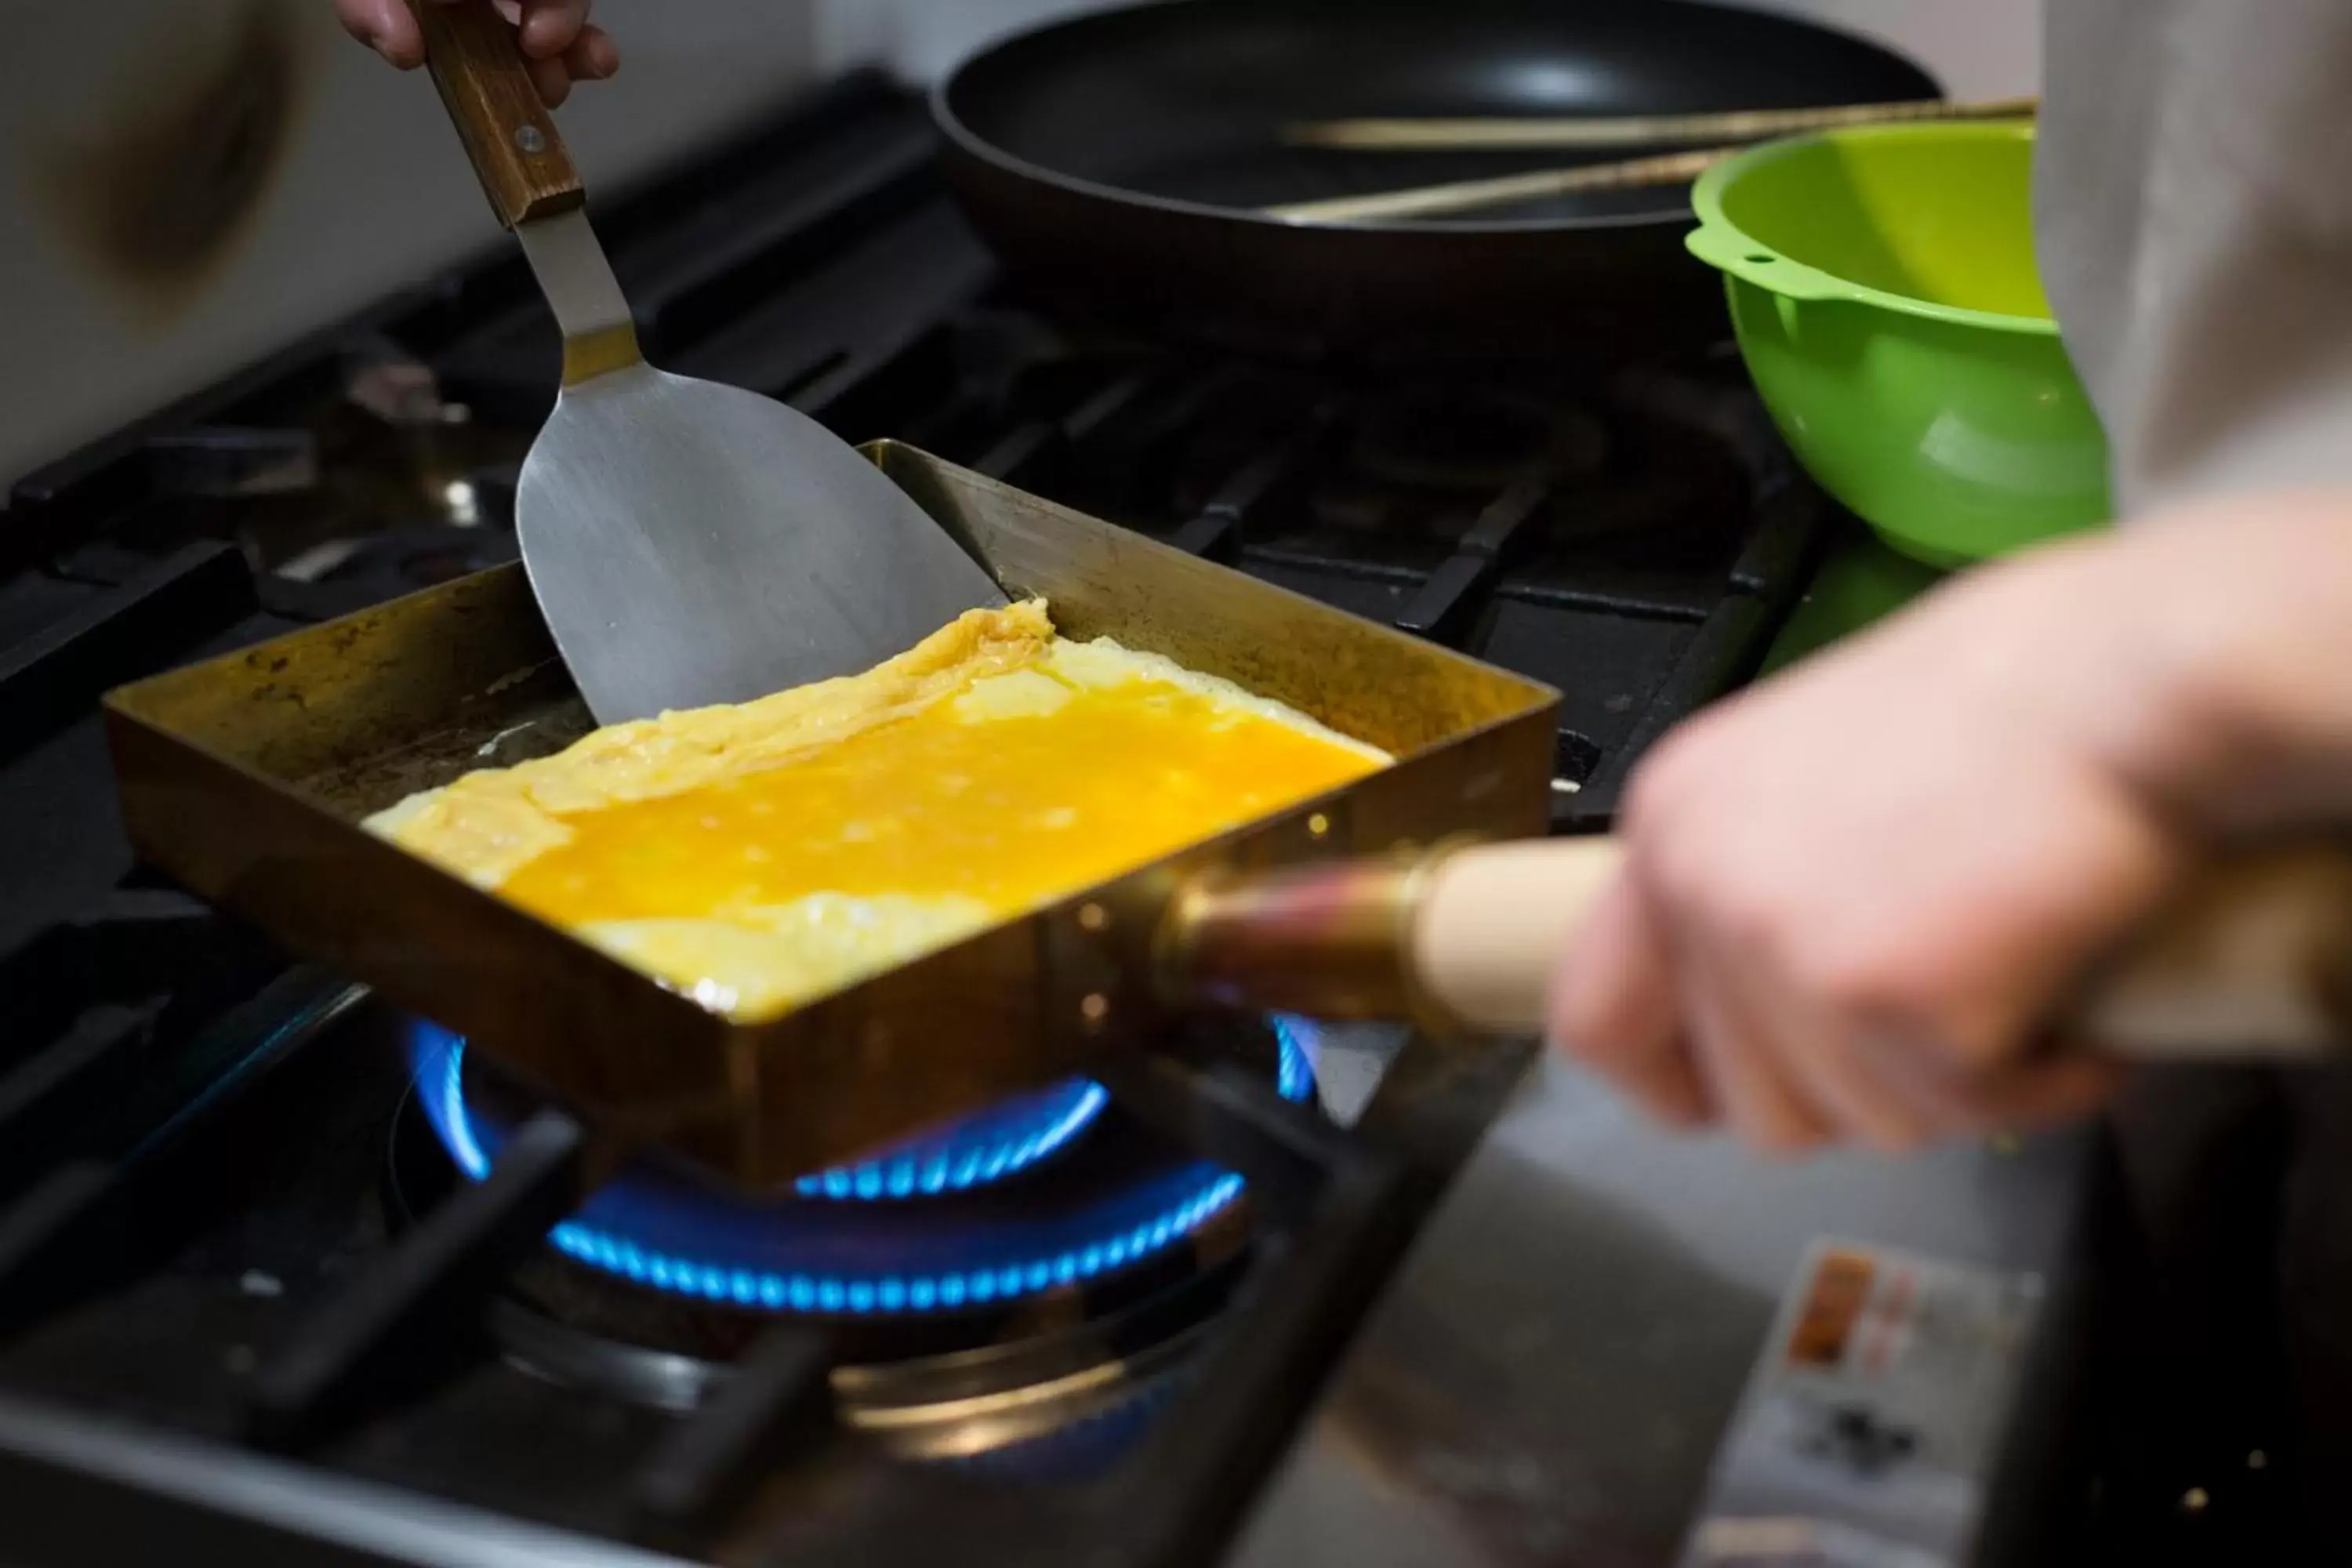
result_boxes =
[408,3,1007,724]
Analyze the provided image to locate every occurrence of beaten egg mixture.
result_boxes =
[365,601,1388,1022]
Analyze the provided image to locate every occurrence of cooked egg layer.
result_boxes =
[366,601,1387,1021]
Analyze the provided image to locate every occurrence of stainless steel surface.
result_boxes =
[517,362,1011,724]
[1229,1053,2094,1568]
[504,183,1010,726]
[0,1392,695,1568]
[513,209,634,343]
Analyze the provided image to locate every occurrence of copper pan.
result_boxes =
[103,445,1556,1189]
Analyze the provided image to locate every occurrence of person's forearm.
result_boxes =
[1744,487,2352,848]
[2079,492,2352,833]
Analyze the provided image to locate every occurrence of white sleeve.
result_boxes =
[2035,0,2352,514]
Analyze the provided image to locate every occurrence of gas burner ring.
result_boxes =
[406,1018,1317,1318]
[483,1264,1233,1465]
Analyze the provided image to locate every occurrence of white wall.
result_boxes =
[1740,0,2041,97]
[0,0,820,492]
[833,0,1127,83]
[0,1,2040,493]
[853,0,2043,94]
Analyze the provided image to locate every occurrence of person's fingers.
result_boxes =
[339,0,426,67]
[1548,872,1715,1128]
[517,0,592,60]
[1682,961,1831,1154]
[524,51,573,107]
[1958,1054,2129,1131]
[1648,1035,1715,1128]
[563,26,620,83]
[1859,1030,2125,1139]
[377,2,608,99]
[1711,946,1932,1153]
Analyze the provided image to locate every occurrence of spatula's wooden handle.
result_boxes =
[407,0,584,227]
[1167,838,2352,1061]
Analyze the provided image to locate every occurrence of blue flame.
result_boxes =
[532,1171,1248,1316]
[792,1079,1109,1202]
[408,1017,1318,1315]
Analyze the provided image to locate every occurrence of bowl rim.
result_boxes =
[1689,119,2060,338]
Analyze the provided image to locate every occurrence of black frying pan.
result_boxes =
[935,0,1939,359]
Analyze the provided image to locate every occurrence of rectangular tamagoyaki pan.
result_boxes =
[103,445,1561,1190]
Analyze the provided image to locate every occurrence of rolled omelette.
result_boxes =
[366,601,1389,1022]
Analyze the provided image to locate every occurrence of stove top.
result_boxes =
[0,72,2113,1568]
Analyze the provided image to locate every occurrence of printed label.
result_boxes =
[1679,1240,2042,1568]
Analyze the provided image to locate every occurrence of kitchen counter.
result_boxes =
[1232,1049,2096,1567]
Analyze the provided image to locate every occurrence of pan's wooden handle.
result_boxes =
[1166,838,2352,1062]
[408,0,584,227]
[2067,848,2352,1059]
[1409,839,1620,1033]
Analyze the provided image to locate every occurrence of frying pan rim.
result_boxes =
[929,0,1945,240]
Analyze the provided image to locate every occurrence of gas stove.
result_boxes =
[0,74,2128,1568]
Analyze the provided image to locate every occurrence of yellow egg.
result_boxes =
[366,601,1387,1022]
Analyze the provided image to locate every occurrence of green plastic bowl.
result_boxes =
[1687,122,2111,568]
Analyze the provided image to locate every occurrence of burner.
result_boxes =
[406,1019,1316,1318]
[477,1243,1234,1463]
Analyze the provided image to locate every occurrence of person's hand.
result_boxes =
[339,1,619,107]
[1548,494,2352,1153]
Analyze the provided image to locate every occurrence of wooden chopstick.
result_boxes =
[1262,146,1734,225]
[1285,94,2038,152]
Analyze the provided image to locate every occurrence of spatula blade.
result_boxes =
[516,366,1010,724]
